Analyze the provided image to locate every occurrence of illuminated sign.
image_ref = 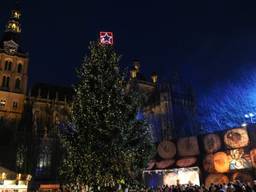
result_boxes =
[143,167,200,188]
[40,184,60,189]
[99,32,113,45]
[0,180,28,192]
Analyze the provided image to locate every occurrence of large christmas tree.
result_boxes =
[60,41,153,191]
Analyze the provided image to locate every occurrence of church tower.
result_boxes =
[0,1,28,121]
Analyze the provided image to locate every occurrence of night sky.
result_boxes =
[1,0,256,96]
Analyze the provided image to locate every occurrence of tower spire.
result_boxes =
[1,0,23,54]
[5,0,22,33]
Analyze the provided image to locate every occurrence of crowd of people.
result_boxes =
[127,180,256,192]
[30,180,256,191]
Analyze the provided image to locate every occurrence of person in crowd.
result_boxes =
[125,180,256,192]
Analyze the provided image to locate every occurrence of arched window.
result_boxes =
[13,101,18,109]
[6,77,10,88]
[17,64,22,73]
[4,61,12,71]
[0,100,6,108]
[36,145,51,176]
[15,78,21,89]
[8,62,12,71]
[4,61,8,70]
[2,76,6,87]
[16,146,25,170]
[55,115,60,125]
[1,76,9,88]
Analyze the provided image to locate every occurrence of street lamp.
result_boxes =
[244,113,255,123]
[241,123,247,127]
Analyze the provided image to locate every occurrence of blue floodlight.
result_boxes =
[249,113,255,117]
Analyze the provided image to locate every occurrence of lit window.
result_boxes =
[11,23,16,30]
[7,23,12,30]
[13,11,21,19]
[0,100,6,108]
[13,101,18,109]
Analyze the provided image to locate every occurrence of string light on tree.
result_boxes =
[59,40,153,192]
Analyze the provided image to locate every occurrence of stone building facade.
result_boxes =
[0,3,72,188]
[129,60,196,141]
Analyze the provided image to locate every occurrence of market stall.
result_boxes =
[0,166,31,192]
